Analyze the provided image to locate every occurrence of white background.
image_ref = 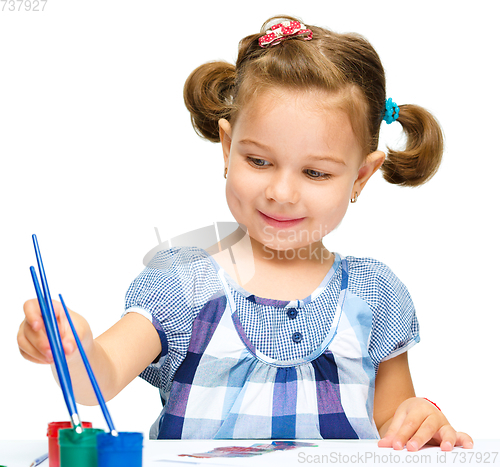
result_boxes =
[0,0,498,442]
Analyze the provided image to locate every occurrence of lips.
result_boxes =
[258,211,305,228]
[264,212,301,221]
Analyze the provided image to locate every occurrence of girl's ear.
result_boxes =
[353,150,386,196]
[218,118,232,166]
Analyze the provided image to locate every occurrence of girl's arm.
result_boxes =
[374,352,473,451]
[18,299,161,405]
[62,310,161,405]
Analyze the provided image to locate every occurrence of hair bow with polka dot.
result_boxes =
[258,21,313,48]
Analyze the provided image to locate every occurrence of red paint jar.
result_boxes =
[47,421,93,467]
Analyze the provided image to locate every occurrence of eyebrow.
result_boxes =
[306,155,346,166]
[238,139,346,165]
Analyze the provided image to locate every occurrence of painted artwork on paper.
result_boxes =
[179,440,317,458]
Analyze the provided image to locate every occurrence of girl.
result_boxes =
[18,16,473,451]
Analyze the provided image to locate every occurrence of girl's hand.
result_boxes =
[18,299,160,404]
[17,298,91,364]
[378,397,473,451]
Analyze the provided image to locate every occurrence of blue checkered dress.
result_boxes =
[124,247,419,439]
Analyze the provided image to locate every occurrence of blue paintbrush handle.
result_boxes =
[30,267,81,429]
[32,236,66,368]
[31,235,82,432]
[29,452,48,467]
[59,294,118,436]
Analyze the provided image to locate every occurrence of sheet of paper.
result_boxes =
[2,439,499,467]
[143,439,500,466]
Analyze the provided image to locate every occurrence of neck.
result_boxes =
[224,228,333,269]
[252,236,333,268]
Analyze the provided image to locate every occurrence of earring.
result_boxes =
[224,167,228,179]
[350,192,358,203]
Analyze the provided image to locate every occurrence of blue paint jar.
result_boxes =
[96,432,143,466]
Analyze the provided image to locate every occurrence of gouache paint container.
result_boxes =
[96,432,143,467]
[47,421,93,467]
[59,427,104,467]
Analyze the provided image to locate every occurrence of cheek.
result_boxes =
[227,166,262,200]
[225,177,252,218]
[309,191,351,232]
[225,182,238,213]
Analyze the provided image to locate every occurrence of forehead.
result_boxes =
[232,88,363,161]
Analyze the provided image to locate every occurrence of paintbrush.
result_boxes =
[31,234,83,433]
[59,294,118,436]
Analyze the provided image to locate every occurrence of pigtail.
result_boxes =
[382,105,444,187]
[183,61,236,143]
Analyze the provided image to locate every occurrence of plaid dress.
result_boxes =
[124,247,419,439]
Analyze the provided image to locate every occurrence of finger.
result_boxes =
[378,408,409,449]
[407,418,452,451]
[52,300,79,355]
[25,297,67,337]
[61,338,75,355]
[454,431,474,449]
[54,299,78,346]
[17,324,52,364]
[19,349,48,364]
[40,298,73,351]
[392,413,438,451]
[20,315,76,362]
[19,347,51,364]
[52,299,68,338]
[23,298,44,332]
[20,302,70,362]
[438,425,458,452]
[18,316,52,355]
[21,299,78,362]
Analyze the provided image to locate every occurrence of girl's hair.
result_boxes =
[184,15,443,187]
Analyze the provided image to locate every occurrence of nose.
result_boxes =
[265,171,300,204]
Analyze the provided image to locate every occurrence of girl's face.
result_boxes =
[219,88,384,255]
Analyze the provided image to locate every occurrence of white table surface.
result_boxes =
[1,439,499,467]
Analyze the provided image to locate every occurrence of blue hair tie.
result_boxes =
[383,98,399,124]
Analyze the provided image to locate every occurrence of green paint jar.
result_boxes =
[47,421,93,467]
[59,427,105,467]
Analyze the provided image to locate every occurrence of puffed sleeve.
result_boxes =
[366,260,420,370]
[123,246,216,392]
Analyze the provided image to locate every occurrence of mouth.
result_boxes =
[258,211,305,228]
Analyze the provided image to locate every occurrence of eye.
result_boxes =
[247,157,270,167]
[305,169,331,180]
[246,158,331,179]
